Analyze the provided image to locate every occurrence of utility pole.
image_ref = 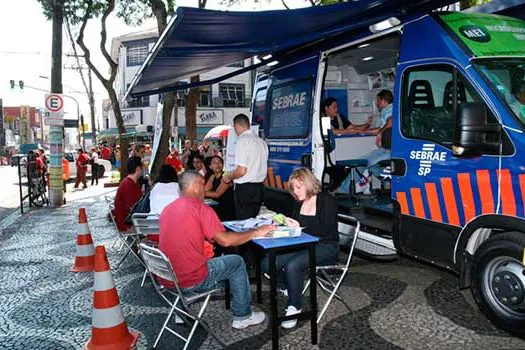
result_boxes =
[49,0,64,207]
[88,68,96,145]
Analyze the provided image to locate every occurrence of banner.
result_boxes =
[149,102,163,174]
[441,13,525,57]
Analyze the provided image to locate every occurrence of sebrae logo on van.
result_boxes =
[409,144,447,176]
[459,24,491,43]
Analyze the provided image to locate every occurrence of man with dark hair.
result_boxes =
[192,154,207,177]
[223,113,268,219]
[160,170,275,329]
[113,156,143,231]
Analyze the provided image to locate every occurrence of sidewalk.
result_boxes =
[0,178,524,349]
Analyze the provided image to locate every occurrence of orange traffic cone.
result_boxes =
[72,208,95,272]
[84,245,140,350]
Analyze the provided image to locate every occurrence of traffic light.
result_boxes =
[9,80,15,90]
[19,80,24,91]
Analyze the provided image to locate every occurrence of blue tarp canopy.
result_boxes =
[127,0,458,98]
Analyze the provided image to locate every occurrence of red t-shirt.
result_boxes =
[36,157,44,174]
[164,154,183,172]
[113,177,143,231]
[159,196,224,288]
[101,147,111,160]
[76,153,89,169]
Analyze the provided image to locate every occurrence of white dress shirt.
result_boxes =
[233,129,268,184]
[149,182,181,214]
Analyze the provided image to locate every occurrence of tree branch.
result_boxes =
[309,0,316,6]
[100,0,118,87]
[281,0,290,9]
[65,18,90,98]
[76,2,108,87]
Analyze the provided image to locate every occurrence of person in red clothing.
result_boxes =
[113,156,144,232]
[100,144,111,160]
[74,149,90,189]
[164,147,183,172]
[159,170,275,329]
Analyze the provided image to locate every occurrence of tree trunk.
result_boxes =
[186,76,200,141]
[149,0,176,180]
[88,68,96,145]
[107,88,128,176]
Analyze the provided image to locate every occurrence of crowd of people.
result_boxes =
[111,113,342,330]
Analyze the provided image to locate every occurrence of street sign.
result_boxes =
[45,94,64,114]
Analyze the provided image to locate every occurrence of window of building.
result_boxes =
[126,43,150,67]
[219,84,246,107]
[175,86,212,107]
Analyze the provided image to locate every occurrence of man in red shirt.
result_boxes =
[100,144,111,160]
[159,170,275,329]
[74,149,90,189]
[164,147,183,172]
[113,156,143,231]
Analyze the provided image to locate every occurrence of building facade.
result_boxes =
[2,105,45,148]
[104,29,252,140]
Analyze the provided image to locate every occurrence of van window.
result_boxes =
[252,87,267,137]
[267,79,312,138]
[402,65,502,151]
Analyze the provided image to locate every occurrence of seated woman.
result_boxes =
[263,168,339,329]
[204,156,235,221]
[149,164,180,214]
[322,97,371,134]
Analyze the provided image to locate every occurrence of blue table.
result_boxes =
[223,221,319,349]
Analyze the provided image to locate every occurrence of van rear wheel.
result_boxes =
[471,232,525,335]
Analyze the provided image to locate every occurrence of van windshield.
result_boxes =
[475,58,525,125]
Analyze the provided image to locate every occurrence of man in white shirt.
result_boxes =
[223,114,268,219]
[90,147,99,186]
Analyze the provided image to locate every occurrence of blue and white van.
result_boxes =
[128,0,525,335]
[251,10,525,335]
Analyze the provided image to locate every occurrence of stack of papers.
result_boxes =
[241,217,273,229]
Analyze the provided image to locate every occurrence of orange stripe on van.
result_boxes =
[410,188,426,219]
[268,168,276,188]
[440,178,460,226]
[458,173,476,223]
[519,175,525,214]
[498,169,516,216]
[424,183,443,222]
[275,175,283,189]
[396,192,409,215]
[476,169,494,214]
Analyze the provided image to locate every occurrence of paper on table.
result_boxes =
[242,217,273,229]
[255,227,303,239]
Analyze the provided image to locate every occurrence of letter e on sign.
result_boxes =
[45,94,64,114]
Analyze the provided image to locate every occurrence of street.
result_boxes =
[0,165,25,223]
[0,183,524,349]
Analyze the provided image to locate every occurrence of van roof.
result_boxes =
[126,0,459,99]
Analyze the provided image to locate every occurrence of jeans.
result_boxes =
[181,255,253,320]
[339,148,390,194]
[262,244,339,309]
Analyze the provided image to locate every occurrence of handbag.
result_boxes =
[125,190,151,225]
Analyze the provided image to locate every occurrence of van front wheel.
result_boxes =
[471,232,525,335]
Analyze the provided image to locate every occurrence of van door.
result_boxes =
[391,64,502,269]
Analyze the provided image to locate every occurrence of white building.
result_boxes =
[104,29,252,140]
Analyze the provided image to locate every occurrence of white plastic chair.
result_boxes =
[131,213,161,287]
[139,243,226,349]
[302,214,360,323]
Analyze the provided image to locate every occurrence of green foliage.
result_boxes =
[116,0,153,26]
[37,0,109,24]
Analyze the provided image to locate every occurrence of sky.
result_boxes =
[0,0,310,127]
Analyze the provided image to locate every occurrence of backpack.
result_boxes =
[125,190,151,225]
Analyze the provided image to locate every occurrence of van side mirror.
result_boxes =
[453,102,501,156]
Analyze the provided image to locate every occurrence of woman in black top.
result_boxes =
[204,156,235,221]
[263,167,339,329]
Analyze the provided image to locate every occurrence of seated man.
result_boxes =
[337,90,393,194]
[322,97,371,134]
[159,170,275,329]
[113,156,143,232]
